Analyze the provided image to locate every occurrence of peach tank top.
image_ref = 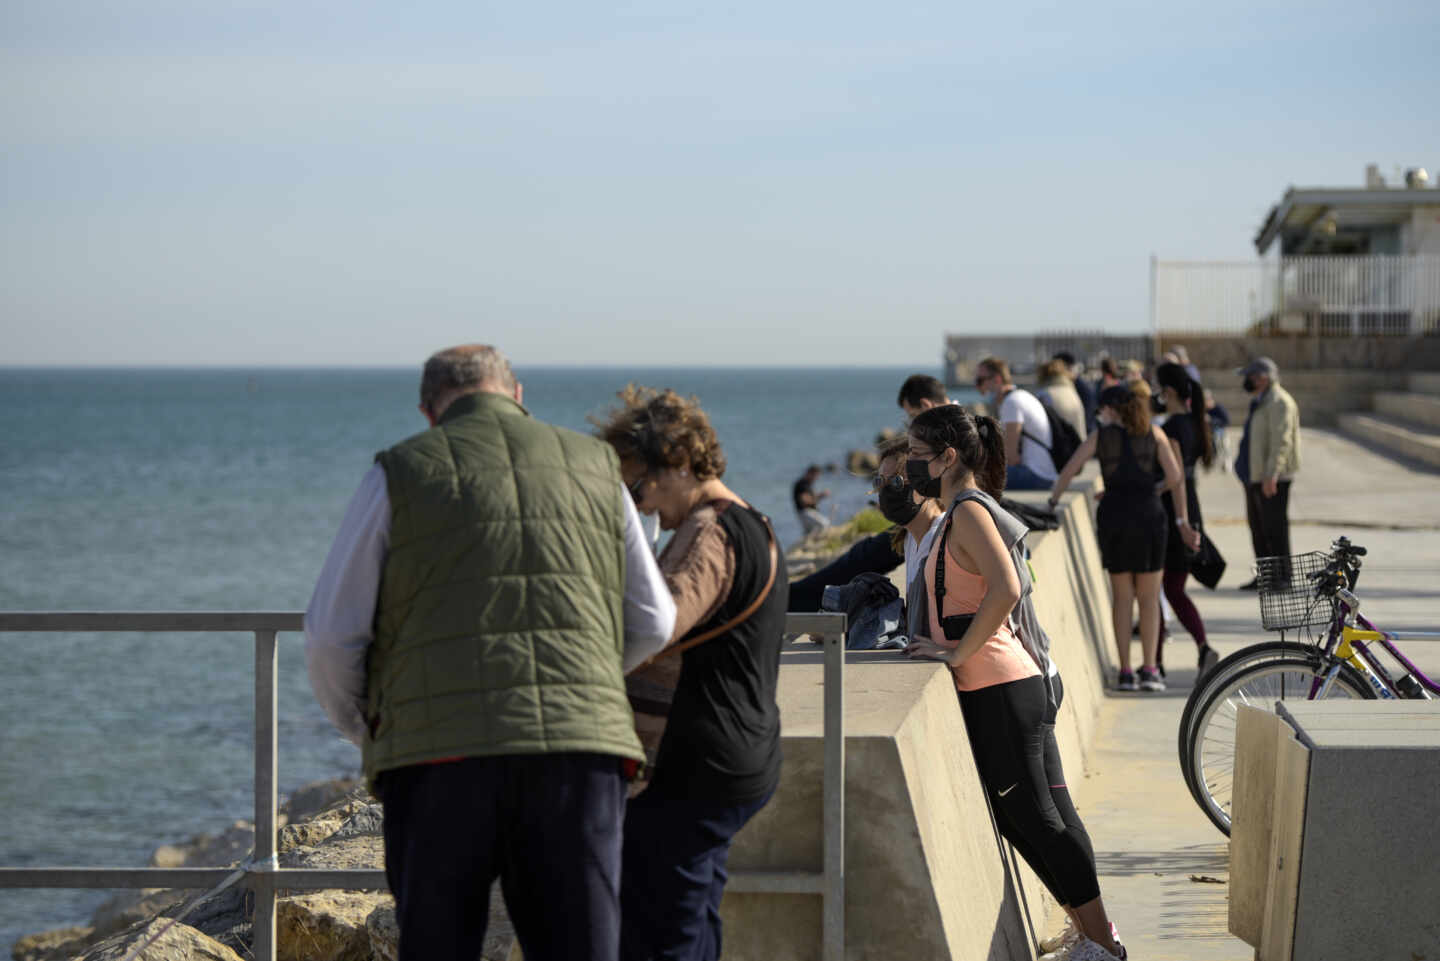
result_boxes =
[924,544,1041,692]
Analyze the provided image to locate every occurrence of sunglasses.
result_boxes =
[869,473,907,495]
[627,475,648,504]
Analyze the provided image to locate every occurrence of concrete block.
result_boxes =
[1230,700,1440,961]
[1373,390,1440,430]
[722,663,1041,961]
[1336,412,1440,470]
[1229,706,1287,947]
[1411,371,1440,396]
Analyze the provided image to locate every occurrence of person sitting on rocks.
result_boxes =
[792,463,831,536]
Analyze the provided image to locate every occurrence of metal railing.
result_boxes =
[0,611,847,961]
[1153,254,1440,337]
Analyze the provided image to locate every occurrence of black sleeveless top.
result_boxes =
[1097,424,1160,501]
[650,502,787,804]
[1162,414,1203,527]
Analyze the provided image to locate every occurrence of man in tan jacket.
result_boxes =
[1233,356,1301,587]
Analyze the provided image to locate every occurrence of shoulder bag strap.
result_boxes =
[640,508,779,668]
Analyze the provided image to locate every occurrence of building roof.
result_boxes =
[1253,187,1438,254]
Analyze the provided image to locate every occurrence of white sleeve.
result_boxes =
[304,464,390,747]
[999,391,1021,425]
[619,485,678,672]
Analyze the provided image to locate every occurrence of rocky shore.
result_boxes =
[10,778,519,961]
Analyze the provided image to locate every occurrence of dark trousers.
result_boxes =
[620,788,772,961]
[380,753,626,961]
[1244,480,1292,562]
[959,675,1100,907]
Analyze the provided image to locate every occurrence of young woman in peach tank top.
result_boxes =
[922,546,1039,691]
[903,404,1127,961]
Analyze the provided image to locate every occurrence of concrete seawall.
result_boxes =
[720,479,1114,961]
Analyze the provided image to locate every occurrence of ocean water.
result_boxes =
[0,365,974,945]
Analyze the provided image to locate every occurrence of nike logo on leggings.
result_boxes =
[997,783,1017,797]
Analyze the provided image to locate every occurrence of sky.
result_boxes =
[2,0,1437,367]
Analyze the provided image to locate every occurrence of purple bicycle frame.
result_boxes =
[1310,598,1440,697]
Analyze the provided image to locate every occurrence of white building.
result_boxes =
[1254,166,1440,257]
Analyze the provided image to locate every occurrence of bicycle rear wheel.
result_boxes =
[1176,640,1313,804]
[1186,653,1373,835]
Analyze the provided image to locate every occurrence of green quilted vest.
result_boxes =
[363,390,641,784]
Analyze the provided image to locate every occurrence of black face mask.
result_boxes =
[1242,375,1257,393]
[905,456,943,499]
[1151,393,1167,415]
[875,476,921,525]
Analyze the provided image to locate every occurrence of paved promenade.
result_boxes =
[1054,428,1440,961]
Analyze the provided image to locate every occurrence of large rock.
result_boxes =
[149,821,255,870]
[11,924,94,961]
[364,886,519,961]
[276,892,389,961]
[75,918,243,961]
[281,779,364,825]
[91,889,188,938]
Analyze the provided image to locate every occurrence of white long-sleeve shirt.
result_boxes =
[304,464,677,746]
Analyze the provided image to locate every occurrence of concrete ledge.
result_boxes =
[1411,372,1440,395]
[722,480,1112,960]
[1336,411,1440,470]
[1373,391,1440,430]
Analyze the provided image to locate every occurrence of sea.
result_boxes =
[0,365,977,946]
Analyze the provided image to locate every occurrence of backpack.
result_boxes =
[1020,392,1082,473]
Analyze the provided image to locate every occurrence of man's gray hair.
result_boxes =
[420,344,516,411]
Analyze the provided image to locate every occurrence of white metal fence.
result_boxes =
[0,611,847,961]
[1152,255,1440,337]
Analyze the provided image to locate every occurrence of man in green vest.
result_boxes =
[305,344,676,961]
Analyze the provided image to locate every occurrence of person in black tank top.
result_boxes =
[1046,383,1195,693]
[595,385,786,961]
[1155,362,1219,677]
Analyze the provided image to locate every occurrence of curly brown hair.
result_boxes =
[591,384,726,480]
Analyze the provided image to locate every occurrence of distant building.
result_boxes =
[1254,165,1440,256]
[1156,165,1440,338]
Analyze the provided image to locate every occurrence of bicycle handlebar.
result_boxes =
[1331,536,1367,558]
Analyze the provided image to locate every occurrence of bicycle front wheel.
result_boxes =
[1186,653,1373,835]
[1176,640,1316,805]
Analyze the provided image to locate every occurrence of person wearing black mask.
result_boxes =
[1233,357,1301,589]
[787,435,943,611]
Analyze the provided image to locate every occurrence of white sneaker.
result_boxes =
[1068,936,1127,960]
[1038,917,1078,954]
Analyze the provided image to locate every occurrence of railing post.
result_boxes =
[253,629,278,961]
[822,623,845,961]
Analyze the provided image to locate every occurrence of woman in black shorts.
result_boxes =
[1048,383,1196,691]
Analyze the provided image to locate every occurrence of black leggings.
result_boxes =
[958,674,1100,907]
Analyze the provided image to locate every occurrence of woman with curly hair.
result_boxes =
[1049,383,1198,692]
[593,384,787,961]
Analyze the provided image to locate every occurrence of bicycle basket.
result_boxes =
[1256,552,1335,631]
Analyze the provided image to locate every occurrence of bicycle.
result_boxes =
[1174,537,1367,791]
[1178,537,1440,835]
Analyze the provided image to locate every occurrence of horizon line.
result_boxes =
[1,362,944,372]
